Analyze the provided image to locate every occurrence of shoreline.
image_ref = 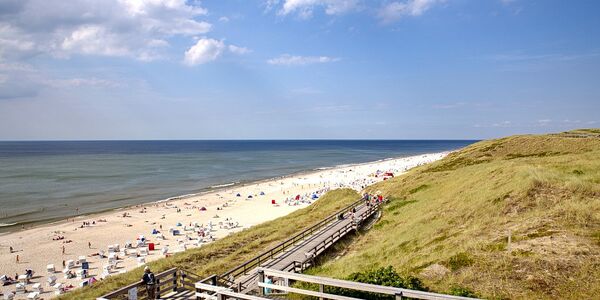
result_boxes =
[0,151,451,235]
[0,151,448,299]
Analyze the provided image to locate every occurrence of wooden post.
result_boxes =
[156,278,161,299]
[211,275,217,286]
[508,229,512,252]
[173,270,178,292]
[395,292,403,299]
[319,284,324,300]
[258,269,265,296]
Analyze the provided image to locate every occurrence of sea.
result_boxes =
[0,140,476,232]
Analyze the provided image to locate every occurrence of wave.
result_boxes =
[0,222,18,227]
[210,182,238,188]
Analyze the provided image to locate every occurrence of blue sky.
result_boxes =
[0,0,599,140]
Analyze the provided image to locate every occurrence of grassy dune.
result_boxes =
[59,189,360,299]
[306,129,600,299]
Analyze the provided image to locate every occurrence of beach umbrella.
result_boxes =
[311,194,318,199]
[260,191,265,195]
[176,222,182,226]
[236,193,241,197]
[247,195,253,198]
[200,207,207,211]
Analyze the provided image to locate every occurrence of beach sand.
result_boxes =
[0,152,447,298]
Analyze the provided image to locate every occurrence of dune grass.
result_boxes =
[58,189,361,300]
[306,129,600,299]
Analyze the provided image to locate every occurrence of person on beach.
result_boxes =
[16,255,19,263]
[142,266,156,299]
[88,242,91,249]
[62,245,65,255]
[9,246,13,253]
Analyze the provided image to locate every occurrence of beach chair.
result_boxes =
[17,275,28,285]
[161,246,169,255]
[26,292,39,299]
[76,269,86,279]
[15,283,25,294]
[66,260,75,269]
[136,257,145,266]
[3,291,14,300]
[128,249,137,258]
[53,283,63,295]
[47,275,57,286]
[78,256,86,264]
[32,283,43,293]
[46,264,55,273]
[139,247,148,256]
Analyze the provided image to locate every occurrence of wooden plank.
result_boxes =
[257,282,362,300]
[260,268,478,300]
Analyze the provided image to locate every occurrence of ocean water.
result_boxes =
[0,140,476,231]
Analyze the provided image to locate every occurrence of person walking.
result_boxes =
[142,266,156,299]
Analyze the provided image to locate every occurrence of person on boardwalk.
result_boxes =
[142,266,156,299]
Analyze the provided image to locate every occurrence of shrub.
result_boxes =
[445,252,474,271]
[325,266,427,299]
[449,285,478,297]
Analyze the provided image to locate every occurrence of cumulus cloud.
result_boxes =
[267,54,340,66]
[184,39,226,66]
[184,39,251,66]
[0,0,211,61]
[269,0,360,18]
[378,0,443,23]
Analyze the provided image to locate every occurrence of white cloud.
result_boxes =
[183,39,251,66]
[219,16,230,22]
[267,54,339,66]
[228,45,251,55]
[184,38,226,66]
[378,0,443,24]
[272,0,360,18]
[0,0,211,61]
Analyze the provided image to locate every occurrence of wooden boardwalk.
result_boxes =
[226,202,379,294]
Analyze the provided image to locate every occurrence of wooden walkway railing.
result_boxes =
[195,267,479,300]
[97,268,207,300]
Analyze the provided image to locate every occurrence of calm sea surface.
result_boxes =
[0,140,476,230]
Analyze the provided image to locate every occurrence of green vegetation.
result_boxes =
[58,189,361,300]
[307,129,600,299]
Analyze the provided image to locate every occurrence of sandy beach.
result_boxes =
[0,152,447,298]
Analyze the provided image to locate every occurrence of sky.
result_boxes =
[0,0,599,140]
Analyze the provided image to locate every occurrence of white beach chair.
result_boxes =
[136,257,146,266]
[15,283,26,294]
[139,247,148,256]
[76,269,86,279]
[47,275,57,286]
[53,283,63,293]
[3,292,14,300]
[78,256,87,264]
[27,292,39,299]
[161,246,169,255]
[66,259,75,269]
[128,249,137,258]
[46,264,55,273]
[31,283,43,293]
[17,275,28,285]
